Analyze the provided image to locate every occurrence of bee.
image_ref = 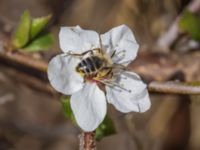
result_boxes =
[68,48,114,81]
[66,47,126,82]
[65,36,128,90]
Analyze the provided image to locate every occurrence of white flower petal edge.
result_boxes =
[59,26,100,53]
[106,72,150,113]
[48,54,84,95]
[70,83,107,132]
[101,25,139,66]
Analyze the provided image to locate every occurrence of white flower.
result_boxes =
[48,25,151,132]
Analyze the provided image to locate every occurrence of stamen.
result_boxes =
[95,79,131,93]
[111,50,126,58]
[119,60,132,65]
[110,87,122,93]
[108,80,131,93]
[112,50,126,62]
[111,50,116,58]
[118,76,127,80]
[115,50,126,56]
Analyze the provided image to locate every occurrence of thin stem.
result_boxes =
[148,81,200,95]
[79,131,96,150]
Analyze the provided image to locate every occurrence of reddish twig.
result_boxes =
[79,132,96,150]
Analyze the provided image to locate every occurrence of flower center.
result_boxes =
[73,49,131,93]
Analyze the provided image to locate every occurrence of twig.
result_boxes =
[0,51,47,72]
[130,51,200,82]
[3,65,57,96]
[148,81,200,95]
[79,132,96,150]
[157,0,200,51]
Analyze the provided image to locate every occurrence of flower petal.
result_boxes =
[48,54,84,95]
[59,26,100,53]
[106,72,150,113]
[101,25,139,66]
[70,83,107,132]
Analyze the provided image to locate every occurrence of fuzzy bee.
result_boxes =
[66,48,111,80]
[66,47,126,84]
[77,48,113,79]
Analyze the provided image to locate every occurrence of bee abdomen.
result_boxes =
[77,56,103,75]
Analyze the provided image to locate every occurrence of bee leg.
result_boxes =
[82,48,103,55]
[103,64,127,71]
[96,67,113,79]
[81,49,95,56]
[63,51,84,59]
[64,48,101,59]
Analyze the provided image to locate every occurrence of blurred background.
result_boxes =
[0,0,200,150]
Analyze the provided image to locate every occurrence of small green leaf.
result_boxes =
[95,115,116,141]
[12,10,31,48]
[30,14,52,39]
[61,96,76,124]
[179,10,200,41]
[23,33,53,52]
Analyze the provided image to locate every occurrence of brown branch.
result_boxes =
[148,81,200,95]
[0,51,47,72]
[79,132,96,150]
[1,64,58,96]
[130,51,200,82]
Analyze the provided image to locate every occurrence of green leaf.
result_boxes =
[12,10,31,48]
[95,115,116,141]
[23,33,53,52]
[179,10,200,41]
[30,14,52,39]
[61,96,76,124]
